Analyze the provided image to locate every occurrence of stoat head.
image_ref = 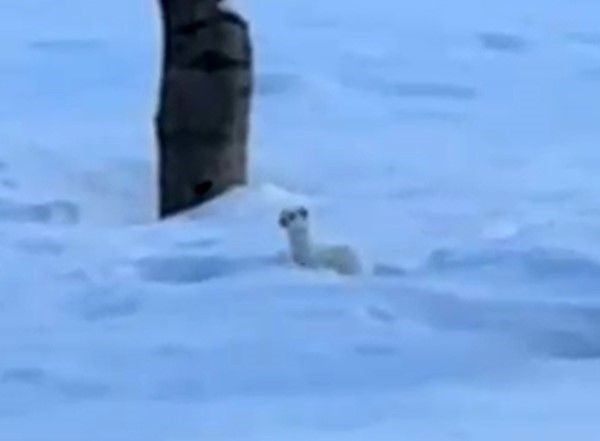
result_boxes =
[278,206,309,231]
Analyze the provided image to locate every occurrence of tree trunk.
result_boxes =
[156,0,252,218]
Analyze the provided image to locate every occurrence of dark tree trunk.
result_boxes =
[156,0,252,218]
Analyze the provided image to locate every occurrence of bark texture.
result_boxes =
[156,0,252,217]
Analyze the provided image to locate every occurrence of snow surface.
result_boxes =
[2,0,600,439]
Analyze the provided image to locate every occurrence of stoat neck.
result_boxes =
[287,226,314,266]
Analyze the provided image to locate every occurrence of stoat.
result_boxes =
[278,206,362,276]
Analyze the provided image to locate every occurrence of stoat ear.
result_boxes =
[298,206,308,218]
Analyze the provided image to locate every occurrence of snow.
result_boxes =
[2,0,600,439]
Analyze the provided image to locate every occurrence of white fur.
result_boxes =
[279,207,362,276]
[217,0,237,13]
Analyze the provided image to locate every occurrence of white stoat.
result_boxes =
[278,206,363,276]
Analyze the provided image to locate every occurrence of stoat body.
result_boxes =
[279,206,362,276]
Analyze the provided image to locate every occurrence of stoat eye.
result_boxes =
[288,212,296,221]
[279,211,290,227]
[298,207,308,218]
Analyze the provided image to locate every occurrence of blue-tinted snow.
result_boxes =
[1,0,600,439]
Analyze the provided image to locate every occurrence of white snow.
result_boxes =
[2,0,600,439]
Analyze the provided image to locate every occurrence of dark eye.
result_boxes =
[279,215,288,227]
[298,207,308,218]
[289,212,296,221]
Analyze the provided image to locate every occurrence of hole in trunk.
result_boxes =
[194,181,214,198]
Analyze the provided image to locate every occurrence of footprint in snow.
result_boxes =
[478,32,529,53]
[363,305,399,324]
[256,72,304,97]
[0,199,80,225]
[69,283,142,322]
[176,238,220,250]
[1,367,47,385]
[567,32,600,49]
[17,237,65,256]
[1,367,109,401]
[372,263,407,278]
